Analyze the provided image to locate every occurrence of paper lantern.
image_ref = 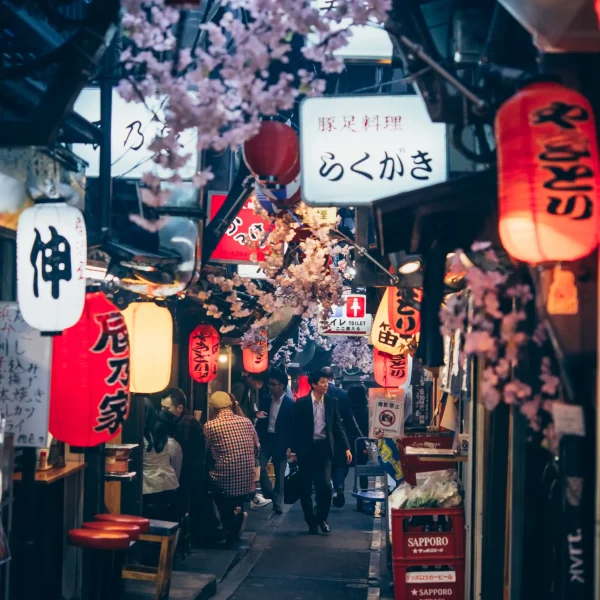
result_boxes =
[496,81,600,263]
[50,292,130,446]
[189,325,220,383]
[373,349,412,388]
[371,288,405,356]
[242,332,268,373]
[17,201,87,333]
[243,121,300,186]
[388,288,422,336]
[296,375,311,399]
[122,302,173,393]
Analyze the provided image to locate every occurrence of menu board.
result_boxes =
[0,303,51,447]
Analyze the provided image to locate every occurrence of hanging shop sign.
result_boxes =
[300,95,447,207]
[122,302,173,393]
[73,89,197,179]
[318,294,373,336]
[17,201,87,333]
[388,288,422,335]
[371,288,407,355]
[50,293,130,447]
[373,349,412,388]
[370,392,405,439]
[208,192,272,264]
[496,81,600,263]
[189,325,220,383]
[0,304,51,447]
[243,331,269,373]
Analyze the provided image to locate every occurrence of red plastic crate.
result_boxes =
[392,508,464,563]
[393,560,465,600]
[397,433,456,486]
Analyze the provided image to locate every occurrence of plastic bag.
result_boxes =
[400,469,462,509]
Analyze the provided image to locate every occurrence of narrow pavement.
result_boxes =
[227,489,377,600]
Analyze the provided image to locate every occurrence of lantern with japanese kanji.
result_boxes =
[50,292,130,447]
[243,332,269,373]
[243,121,300,187]
[17,201,87,333]
[122,302,173,393]
[189,325,220,383]
[371,288,404,355]
[496,82,600,263]
[373,349,412,388]
[388,288,422,336]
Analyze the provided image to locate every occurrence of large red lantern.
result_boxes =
[50,292,130,447]
[373,349,410,388]
[496,81,600,263]
[243,121,300,187]
[242,331,269,374]
[296,375,311,399]
[388,288,422,336]
[189,325,220,383]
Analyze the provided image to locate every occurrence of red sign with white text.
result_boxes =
[209,192,271,264]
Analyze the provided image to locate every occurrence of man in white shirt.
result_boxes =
[255,368,294,514]
[291,369,351,535]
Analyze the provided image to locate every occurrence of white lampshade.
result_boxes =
[371,288,405,355]
[17,202,87,333]
[122,302,173,393]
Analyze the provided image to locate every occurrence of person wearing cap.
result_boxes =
[205,391,260,543]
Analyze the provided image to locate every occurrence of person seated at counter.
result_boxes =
[143,399,181,522]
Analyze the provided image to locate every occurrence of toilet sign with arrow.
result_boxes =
[318,294,372,337]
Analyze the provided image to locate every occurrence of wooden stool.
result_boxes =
[68,529,131,600]
[121,519,179,600]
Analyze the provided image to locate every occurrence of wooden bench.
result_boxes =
[122,519,179,600]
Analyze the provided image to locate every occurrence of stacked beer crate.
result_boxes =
[391,507,465,600]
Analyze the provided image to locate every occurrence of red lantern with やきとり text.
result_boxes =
[243,332,269,374]
[243,121,300,187]
[388,288,422,336]
[373,349,410,388]
[495,82,600,264]
[189,325,220,383]
[50,292,130,447]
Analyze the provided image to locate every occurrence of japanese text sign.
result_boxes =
[209,192,272,264]
[318,295,372,336]
[300,95,447,206]
[0,303,51,447]
[370,392,405,439]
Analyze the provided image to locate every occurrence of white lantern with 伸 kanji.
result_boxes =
[16,201,87,333]
[122,302,173,393]
[371,288,405,355]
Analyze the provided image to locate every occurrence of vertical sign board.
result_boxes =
[0,303,50,447]
[300,95,447,207]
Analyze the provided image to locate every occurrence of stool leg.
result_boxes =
[109,550,126,600]
[155,536,170,600]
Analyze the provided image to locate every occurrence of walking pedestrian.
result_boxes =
[291,369,352,535]
[255,368,294,515]
[205,391,260,544]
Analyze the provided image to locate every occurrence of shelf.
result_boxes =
[105,471,137,482]
[417,456,468,463]
[13,462,86,485]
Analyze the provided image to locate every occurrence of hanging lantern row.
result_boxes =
[496,81,600,264]
[373,349,412,388]
[189,325,220,384]
[243,330,269,373]
[50,292,130,447]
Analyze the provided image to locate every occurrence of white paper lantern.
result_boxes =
[17,202,87,333]
[370,288,405,355]
[122,302,173,393]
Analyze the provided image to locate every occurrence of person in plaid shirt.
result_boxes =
[205,391,260,543]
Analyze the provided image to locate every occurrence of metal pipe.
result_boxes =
[98,40,115,234]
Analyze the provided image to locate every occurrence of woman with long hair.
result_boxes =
[143,398,180,521]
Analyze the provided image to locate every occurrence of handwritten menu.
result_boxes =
[0,303,51,447]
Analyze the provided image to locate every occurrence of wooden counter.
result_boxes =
[13,462,86,484]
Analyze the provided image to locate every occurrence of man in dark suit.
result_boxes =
[291,368,352,535]
[255,368,295,514]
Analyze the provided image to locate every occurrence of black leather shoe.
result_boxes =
[308,526,319,535]
[332,492,345,508]
[273,505,283,515]
[318,521,331,534]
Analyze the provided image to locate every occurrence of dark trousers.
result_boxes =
[142,490,178,522]
[259,434,286,510]
[298,440,332,527]
[213,494,246,542]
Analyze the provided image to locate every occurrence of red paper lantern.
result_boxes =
[496,81,600,263]
[373,349,410,388]
[243,332,269,373]
[388,288,422,336]
[189,325,220,383]
[296,375,311,399]
[50,292,130,447]
[243,121,300,186]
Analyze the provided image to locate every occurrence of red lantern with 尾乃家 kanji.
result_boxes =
[388,288,422,336]
[243,332,269,374]
[50,292,130,447]
[373,349,410,388]
[189,325,220,383]
[495,81,600,264]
